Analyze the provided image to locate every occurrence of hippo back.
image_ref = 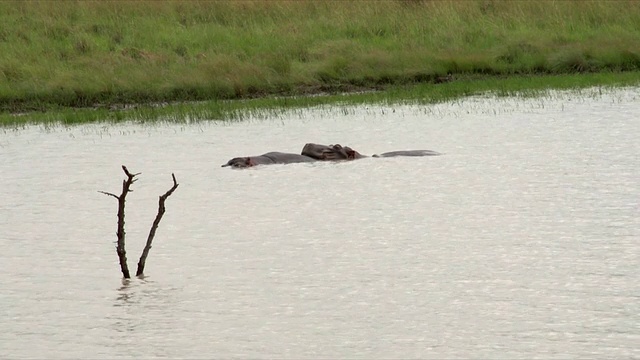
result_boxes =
[373,150,441,157]
[262,152,316,164]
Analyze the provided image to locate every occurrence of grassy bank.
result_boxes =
[3,71,639,127]
[1,0,640,119]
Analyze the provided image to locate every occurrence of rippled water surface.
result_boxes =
[1,88,639,359]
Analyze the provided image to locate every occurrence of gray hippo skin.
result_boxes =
[221,152,315,168]
[301,143,366,161]
[223,144,441,168]
[373,150,441,157]
[302,143,441,160]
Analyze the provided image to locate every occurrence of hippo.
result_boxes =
[221,152,315,168]
[372,150,442,157]
[301,143,365,161]
[222,143,441,168]
[301,143,441,161]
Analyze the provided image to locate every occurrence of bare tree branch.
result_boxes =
[101,166,140,279]
[136,173,179,277]
[122,165,141,178]
[98,191,119,199]
[102,167,177,279]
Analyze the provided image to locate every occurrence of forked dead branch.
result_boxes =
[100,166,179,279]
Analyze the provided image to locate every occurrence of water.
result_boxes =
[1,88,639,359]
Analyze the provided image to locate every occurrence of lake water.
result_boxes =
[1,88,639,359]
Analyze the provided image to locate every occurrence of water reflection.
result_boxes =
[111,279,147,336]
[109,277,183,351]
[114,278,136,307]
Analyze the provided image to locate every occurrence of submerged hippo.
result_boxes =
[222,143,441,168]
[301,143,365,161]
[221,152,315,168]
[301,143,441,161]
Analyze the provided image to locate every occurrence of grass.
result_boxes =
[3,71,639,127]
[1,0,640,123]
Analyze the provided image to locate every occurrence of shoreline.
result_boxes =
[2,71,640,127]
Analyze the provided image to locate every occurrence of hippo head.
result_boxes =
[301,143,364,161]
[221,157,253,168]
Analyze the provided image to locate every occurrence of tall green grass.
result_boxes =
[1,0,640,115]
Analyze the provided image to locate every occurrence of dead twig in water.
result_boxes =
[100,166,178,279]
[136,173,179,277]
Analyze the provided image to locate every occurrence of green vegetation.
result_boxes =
[1,0,640,124]
[3,71,639,127]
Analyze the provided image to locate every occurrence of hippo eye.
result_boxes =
[344,147,357,159]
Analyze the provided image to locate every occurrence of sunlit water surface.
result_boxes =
[1,88,639,359]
